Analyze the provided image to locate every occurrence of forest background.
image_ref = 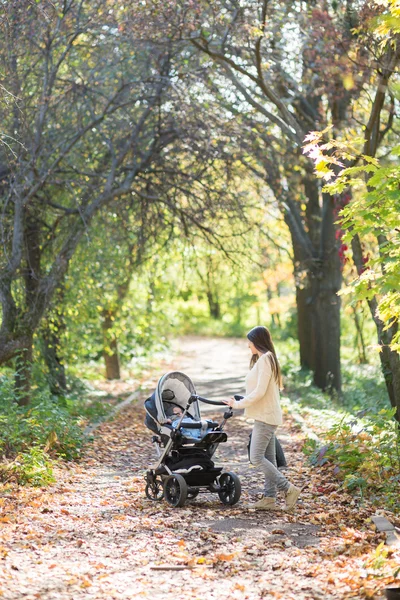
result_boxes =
[0,0,399,514]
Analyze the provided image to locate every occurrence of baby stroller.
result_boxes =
[144,371,241,508]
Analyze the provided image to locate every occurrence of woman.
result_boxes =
[223,326,301,511]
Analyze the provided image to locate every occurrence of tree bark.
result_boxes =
[235,279,242,324]
[311,278,341,391]
[207,291,221,319]
[352,304,368,364]
[311,195,342,391]
[14,340,33,406]
[102,310,121,380]
[264,169,341,387]
[42,323,67,395]
[266,285,281,329]
[196,257,221,320]
[280,188,341,389]
[352,233,400,420]
[366,300,400,420]
[295,284,315,370]
[377,322,400,421]
[290,231,315,371]
[13,213,41,404]
[303,171,321,248]
[40,284,67,395]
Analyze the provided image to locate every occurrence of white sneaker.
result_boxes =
[247,496,281,511]
[285,484,301,510]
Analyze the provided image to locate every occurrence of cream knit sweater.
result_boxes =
[233,352,283,426]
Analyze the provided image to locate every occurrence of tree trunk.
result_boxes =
[311,196,342,392]
[266,286,279,329]
[365,300,400,419]
[311,276,341,391]
[288,194,342,390]
[102,310,121,380]
[303,171,321,247]
[352,234,400,420]
[352,304,368,364]
[378,322,400,421]
[273,185,341,388]
[207,291,221,319]
[353,50,400,417]
[295,284,315,370]
[292,245,315,371]
[366,304,400,419]
[14,340,33,406]
[235,280,241,324]
[41,286,67,395]
[42,323,67,395]
[13,214,41,405]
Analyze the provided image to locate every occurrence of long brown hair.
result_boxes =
[247,326,283,389]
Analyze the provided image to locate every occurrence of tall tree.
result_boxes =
[303,3,400,415]
[0,0,183,401]
[139,0,396,391]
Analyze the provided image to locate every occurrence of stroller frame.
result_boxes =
[144,371,241,508]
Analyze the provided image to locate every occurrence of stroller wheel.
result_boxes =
[163,474,188,508]
[145,481,164,501]
[218,472,241,506]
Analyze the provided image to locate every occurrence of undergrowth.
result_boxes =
[303,409,400,512]
[279,340,400,514]
[0,373,98,487]
[0,345,170,487]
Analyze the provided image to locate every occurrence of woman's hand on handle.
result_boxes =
[222,397,235,408]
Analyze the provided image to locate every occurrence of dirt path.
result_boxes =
[0,337,395,600]
[170,336,248,402]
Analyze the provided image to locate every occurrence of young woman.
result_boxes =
[223,326,301,511]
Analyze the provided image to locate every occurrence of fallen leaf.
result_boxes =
[216,553,235,561]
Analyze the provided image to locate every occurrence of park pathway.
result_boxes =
[0,337,387,600]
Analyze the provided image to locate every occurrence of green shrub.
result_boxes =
[306,408,400,510]
[0,373,84,472]
[0,447,56,487]
[25,399,84,459]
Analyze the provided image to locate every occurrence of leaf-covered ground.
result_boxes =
[0,337,399,599]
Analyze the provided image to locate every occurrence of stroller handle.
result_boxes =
[190,394,227,406]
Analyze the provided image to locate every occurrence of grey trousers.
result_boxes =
[249,420,290,498]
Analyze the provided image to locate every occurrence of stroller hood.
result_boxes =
[144,371,200,433]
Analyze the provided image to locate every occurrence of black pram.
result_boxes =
[144,371,241,508]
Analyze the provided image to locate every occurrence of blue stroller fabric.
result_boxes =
[170,414,214,441]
